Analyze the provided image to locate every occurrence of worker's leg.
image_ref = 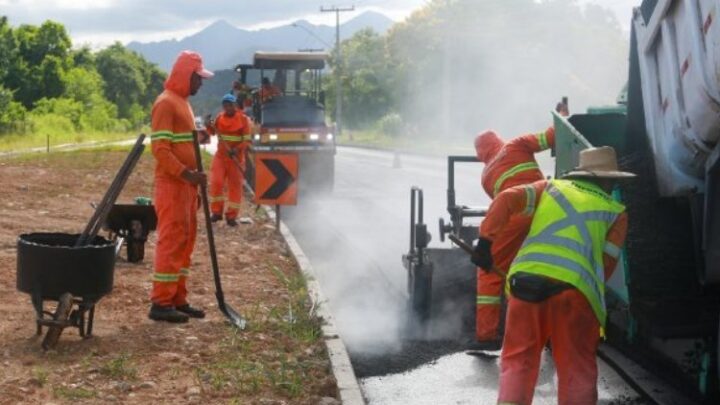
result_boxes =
[209,154,226,216]
[476,269,504,340]
[497,296,549,405]
[225,157,243,220]
[151,179,189,306]
[480,215,531,341]
[173,184,198,307]
[548,289,600,405]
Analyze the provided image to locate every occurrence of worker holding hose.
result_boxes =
[470,101,567,351]
[473,146,633,405]
[204,93,252,227]
[148,50,213,323]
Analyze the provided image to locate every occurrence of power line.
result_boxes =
[321,4,355,137]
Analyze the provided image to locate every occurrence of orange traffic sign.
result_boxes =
[254,152,298,206]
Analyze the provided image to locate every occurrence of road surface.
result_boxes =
[281,146,644,404]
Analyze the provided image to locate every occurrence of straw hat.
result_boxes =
[562,146,636,180]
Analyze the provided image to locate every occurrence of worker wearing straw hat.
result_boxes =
[471,146,635,404]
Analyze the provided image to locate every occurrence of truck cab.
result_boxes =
[236,52,335,192]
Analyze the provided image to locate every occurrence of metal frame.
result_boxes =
[439,155,487,243]
[33,294,97,338]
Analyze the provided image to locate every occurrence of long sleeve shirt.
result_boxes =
[481,127,555,198]
[150,90,197,180]
[480,180,628,280]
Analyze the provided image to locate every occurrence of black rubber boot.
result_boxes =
[226,218,238,227]
[466,339,502,352]
[176,304,206,319]
[148,304,189,323]
[210,213,223,223]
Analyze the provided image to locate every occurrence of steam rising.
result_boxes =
[286,0,630,364]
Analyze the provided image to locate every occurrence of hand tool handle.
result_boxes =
[448,234,507,277]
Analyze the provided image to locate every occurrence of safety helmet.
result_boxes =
[222,93,237,104]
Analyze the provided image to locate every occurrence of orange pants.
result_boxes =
[209,149,245,220]
[476,215,531,340]
[498,289,600,405]
[151,178,198,307]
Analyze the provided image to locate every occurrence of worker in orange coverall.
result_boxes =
[148,51,213,323]
[470,121,560,350]
[259,77,282,103]
[205,93,252,227]
[472,146,633,405]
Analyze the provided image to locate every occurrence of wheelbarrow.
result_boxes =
[105,202,157,263]
[17,233,117,350]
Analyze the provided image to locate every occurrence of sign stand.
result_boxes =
[275,204,281,231]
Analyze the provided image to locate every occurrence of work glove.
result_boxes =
[471,237,493,270]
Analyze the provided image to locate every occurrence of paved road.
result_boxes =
[280,146,643,404]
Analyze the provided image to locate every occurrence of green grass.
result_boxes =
[31,367,49,387]
[53,386,97,400]
[100,353,138,380]
[0,131,138,152]
[194,266,324,400]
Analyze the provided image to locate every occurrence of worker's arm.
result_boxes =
[480,180,548,241]
[205,113,222,136]
[241,114,252,135]
[603,212,628,280]
[508,127,555,154]
[150,101,187,178]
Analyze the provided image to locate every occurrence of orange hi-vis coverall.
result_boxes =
[260,84,282,103]
[208,111,251,220]
[481,180,628,405]
[474,128,555,341]
[149,52,204,308]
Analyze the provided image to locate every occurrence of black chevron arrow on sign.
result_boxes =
[261,158,295,200]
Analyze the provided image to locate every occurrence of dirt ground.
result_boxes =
[0,149,337,404]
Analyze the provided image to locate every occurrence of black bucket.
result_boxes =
[17,233,116,302]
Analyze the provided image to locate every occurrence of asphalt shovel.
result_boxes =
[192,131,247,329]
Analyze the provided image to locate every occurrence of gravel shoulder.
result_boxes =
[0,149,337,404]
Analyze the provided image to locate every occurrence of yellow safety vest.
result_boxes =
[508,179,625,326]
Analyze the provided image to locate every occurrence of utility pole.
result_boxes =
[321,4,354,137]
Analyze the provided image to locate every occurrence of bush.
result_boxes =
[33,97,84,128]
[0,86,29,134]
[377,113,403,137]
[29,112,76,136]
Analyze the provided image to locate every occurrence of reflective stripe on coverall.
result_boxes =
[208,111,251,219]
[480,179,627,405]
[150,51,207,307]
[474,128,554,340]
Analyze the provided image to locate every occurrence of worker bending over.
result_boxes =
[471,111,566,350]
[473,146,634,404]
[149,51,213,323]
[205,93,252,226]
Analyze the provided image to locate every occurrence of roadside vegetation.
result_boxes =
[0,16,163,150]
[324,0,629,147]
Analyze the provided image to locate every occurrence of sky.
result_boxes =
[0,0,639,47]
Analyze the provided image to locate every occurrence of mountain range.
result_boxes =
[128,11,394,71]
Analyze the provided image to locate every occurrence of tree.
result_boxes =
[333,0,629,138]
[326,29,393,129]
[95,43,166,125]
[0,17,17,81]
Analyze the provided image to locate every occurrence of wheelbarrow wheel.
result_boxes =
[126,219,145,263]
[126,238,145,263]
[42,292,73,351]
